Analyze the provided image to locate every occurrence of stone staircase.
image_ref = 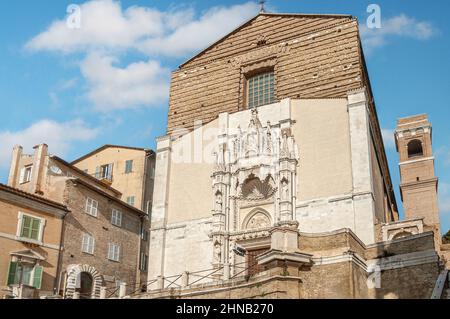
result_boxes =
[431,269,449,299]
[446,272,450,299]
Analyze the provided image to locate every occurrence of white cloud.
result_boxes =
[58,77,79,90]
[137,2,260,57]
[26,0,165,53]
[436,146,450,167]
[360,14,437,52]
[80,53,170,111]
[26,0,259,57]
[440,182,450,216]
[0,119,99,169]
[382,128,396,149]
[25,0,259,111]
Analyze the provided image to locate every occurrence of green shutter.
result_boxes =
[21,216,31,238]
[20,216,41,240]
[32,266,43,289]
[6,262,18,286]
[31,218,40,240]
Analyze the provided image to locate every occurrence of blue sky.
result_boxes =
[0,0,449,233]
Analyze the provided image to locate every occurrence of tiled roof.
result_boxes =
[0,183,69,212]
[71,144,154,164]
[52,156,122,196]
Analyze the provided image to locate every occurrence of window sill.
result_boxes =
[81,251,95,256]
[107,259,120,263]
[16,237,43,246]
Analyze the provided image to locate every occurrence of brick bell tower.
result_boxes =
[395,114,441,239]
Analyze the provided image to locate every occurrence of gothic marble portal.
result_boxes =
[211,108,299,269]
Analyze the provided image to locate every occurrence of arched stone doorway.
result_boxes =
[65,264,103,299]
[79,272,94,299]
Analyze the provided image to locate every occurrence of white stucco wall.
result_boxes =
[149,93,380,283]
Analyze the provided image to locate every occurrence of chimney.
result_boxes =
[31,144,49,195]
[7,145,23,188]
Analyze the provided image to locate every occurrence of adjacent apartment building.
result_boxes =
[0,184,69,299]
[71,145,156,214]
[4,144,152,298]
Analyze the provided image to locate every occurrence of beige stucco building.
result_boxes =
[6,144,150,298]
[71,145,155,214]
[0,183,69,299]
[144,12,449,299]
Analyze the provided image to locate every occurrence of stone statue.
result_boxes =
[213,241,222,263]
[281,178,289,200]
[215,192,223,212]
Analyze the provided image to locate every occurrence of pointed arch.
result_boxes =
[242,208,272,230]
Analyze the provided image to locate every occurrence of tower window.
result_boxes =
[407,139,423,158]
[247,71,275,108]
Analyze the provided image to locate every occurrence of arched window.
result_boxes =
[407,139,423,158]
[79,272,93,299]
[392,231,412,240]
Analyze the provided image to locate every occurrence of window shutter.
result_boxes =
[31,218,41,240]
[21,215,31,238]
[118,211,122,226]
[108,163,114,180]
[107,243,112,259]
[81,235,86,252]
[93,200,98,217]
[32,266,43,289]
[6,261,17,286]
[90,237,95,254]
[19,168,25,184]
[95,166,100,179]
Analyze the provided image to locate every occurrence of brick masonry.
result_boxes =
[60,180,145,295]
[137,230,442,299]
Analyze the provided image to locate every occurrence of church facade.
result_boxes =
[145,13,448,298]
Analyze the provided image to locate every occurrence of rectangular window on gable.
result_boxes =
[100,164,113,181]
[126,196,135,207]
[19,165,33,184]
[247,71,275,108]
[125,160,133,174]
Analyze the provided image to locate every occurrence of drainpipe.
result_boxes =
[54,210,68,296]
[142,152,149,213]
[136,216,144,290]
